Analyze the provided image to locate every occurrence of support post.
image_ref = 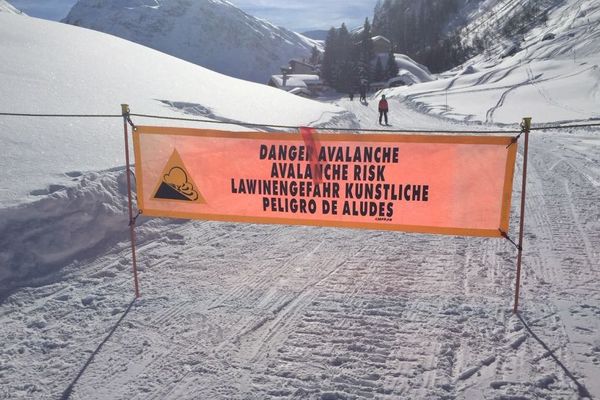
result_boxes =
[121,104,140,299]
[513,117,531,313]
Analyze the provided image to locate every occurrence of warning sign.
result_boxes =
[133,126,517,237]
[152,150,205,203]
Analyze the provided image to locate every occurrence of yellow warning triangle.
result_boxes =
[152,149,206,203]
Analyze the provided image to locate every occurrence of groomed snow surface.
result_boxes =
[1,6,600,400]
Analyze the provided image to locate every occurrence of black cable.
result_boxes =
[0,112,121,118]
[2,111,599,132]
[530,122,600,130]
[129,112,518,134]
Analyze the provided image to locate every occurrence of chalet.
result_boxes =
[267,74,323,97]
[288,59,318,75]
[372,35,392,54]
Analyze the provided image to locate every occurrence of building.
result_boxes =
[267,74,323,97]
[372,35,392,54]
[288,59,318,75]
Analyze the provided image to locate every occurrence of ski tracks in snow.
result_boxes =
[2,98,600,399]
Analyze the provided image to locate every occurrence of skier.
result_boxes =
[378,94,389,125]
[359,79,368,103]
[349,90,354,101]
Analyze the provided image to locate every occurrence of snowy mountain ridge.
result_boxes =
[63,0,321,83]
[459,0,567,56]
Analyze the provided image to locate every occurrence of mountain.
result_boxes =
[301,29,329,41]
[386,0,600,124]
[0,0,25,15]
[62,0,322,83]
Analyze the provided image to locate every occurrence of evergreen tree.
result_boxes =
[358,18,375,83]
[336,23,354,91]
[371,0,468,73]
[321,27,338,85]
[385,48,399,79]
[309,45,320,65]
[373,56,384,82]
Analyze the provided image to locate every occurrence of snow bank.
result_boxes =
[393,54,434,83]
[0,13,345,207]
[0,169,130,295]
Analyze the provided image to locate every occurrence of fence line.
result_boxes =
[1,111,599,133]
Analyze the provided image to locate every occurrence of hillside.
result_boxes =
[0,3,599,400]
[62,0,321,83]
[0,13,345,208]
[385,0,600,124]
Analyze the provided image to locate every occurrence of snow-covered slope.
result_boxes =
[393,53,434,84]
[387,0,600,124]
[0,13,345,209]
[0,0,24,15]
[62,0,321,83]
[1,4,599,400]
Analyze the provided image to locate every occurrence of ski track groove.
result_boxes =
[2,92,600,399]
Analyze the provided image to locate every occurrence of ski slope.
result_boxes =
[1,8,600,400]
[390,0,600,125]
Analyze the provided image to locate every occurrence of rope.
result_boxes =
[129,113,519,134]
[126,115,136,129]
[499,229,521,250]
[0,112,121,118]
[1,110,599,133]
[507,131,522,148]
[129,210,142,227]
[530,122,600,130]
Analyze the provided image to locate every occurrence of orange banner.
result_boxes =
[133,126,517,237]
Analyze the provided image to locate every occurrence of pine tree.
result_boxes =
[359,18,375,83]
[385,48,399,79]
[321,27,338,85]
[309,45,320,65]
[373,56,384,82]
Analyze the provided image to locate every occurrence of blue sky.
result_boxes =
[9,0,378,32]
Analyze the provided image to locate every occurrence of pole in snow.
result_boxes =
[121,104,141,299]
[513,117,531,314]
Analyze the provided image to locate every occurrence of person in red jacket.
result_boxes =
[378,94,389,125]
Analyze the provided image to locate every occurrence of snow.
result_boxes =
[0,0,23,15]
[385,0,600,125]
[270,74,321,89]
[393,54,434,83]
[1,4,600,400]
[0,13,346,208]
[62,0,322,83]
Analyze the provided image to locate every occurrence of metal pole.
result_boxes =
[121,104,140,298]
[513,117,531,313]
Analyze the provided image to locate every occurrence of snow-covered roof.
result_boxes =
[270,74,321,89]
[288,87,312,96]
[372,35,391,43]
[393,54,433,83]
[289,59,316,68]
